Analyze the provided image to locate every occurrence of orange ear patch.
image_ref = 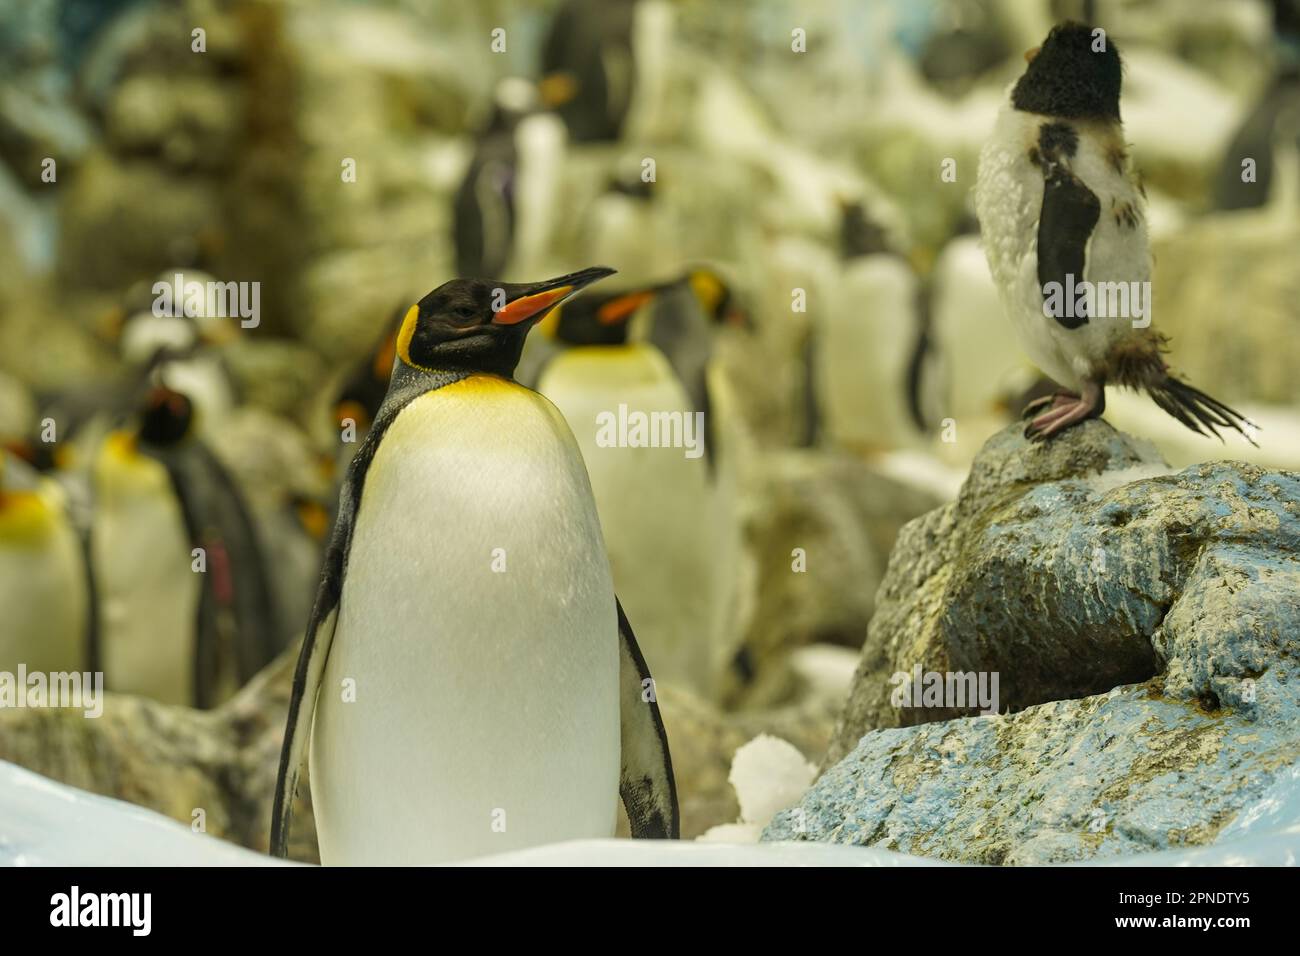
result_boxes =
[296,499,330,541]
[494,286,573,326]
[596,290,654,325]
[335,400,371,429]
[372,330,398,380]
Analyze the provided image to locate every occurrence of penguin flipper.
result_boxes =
[616,598,680,839]
[270,383,415,857]
[269,520,345,858]
[1036,158,1100,332]
[270,591,339,858]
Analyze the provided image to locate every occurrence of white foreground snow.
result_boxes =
[2,759,1296,866]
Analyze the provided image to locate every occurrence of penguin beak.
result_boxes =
[492,267,617,327]
[1024,46,1040,63]
[595,289,656,325]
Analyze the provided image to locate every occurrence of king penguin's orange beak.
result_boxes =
[491,267,617,327]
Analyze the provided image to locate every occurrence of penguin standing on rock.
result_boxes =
[271,267,678,864]
[974,22,1257,444]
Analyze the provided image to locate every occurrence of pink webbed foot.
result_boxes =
[1025,382,1104,441]
[1021,390,1080,420]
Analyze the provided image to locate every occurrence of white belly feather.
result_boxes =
[0,484,87,674]
[92,437,199,705]
[538,345,728,696]
[310,375,620,865]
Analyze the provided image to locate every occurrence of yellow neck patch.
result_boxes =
[537,305,562,339]
[438,373,520,397]
[395,304,422,368]
[0,488,56,544]
[689,270,725,315]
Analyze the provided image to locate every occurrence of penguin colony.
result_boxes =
[0,7,1274,865]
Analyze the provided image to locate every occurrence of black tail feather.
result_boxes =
[1150,377,1258,447]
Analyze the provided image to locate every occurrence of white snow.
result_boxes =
[3,757,1297,866]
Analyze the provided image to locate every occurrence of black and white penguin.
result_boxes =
[117,270,241,440]
[816,200,925,452]
[271,267,678,864]
[521,269,747,697]
[452,87,528,280]
[91,386,278,707]
[974,22,1256,443]
[539,0,639,143]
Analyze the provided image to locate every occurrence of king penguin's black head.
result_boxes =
[396,266,615,378]
[1011,21,1122,121]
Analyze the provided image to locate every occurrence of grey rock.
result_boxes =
[765,419,1300,864]
[0,646,320,863]
[765,680,1300,864]
[828,419,1299,762]
[733,449,942,705]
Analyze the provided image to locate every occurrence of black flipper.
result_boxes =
[269,394,410,858]
[148,442,279,708]
[616,598,679,839]
[905,279,935,432]
[1036,124,1099,331]
[268,544,341,858]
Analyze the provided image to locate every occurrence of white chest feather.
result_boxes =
[310,376,620,865]
[0,486,87,673]
[538,345,729,695]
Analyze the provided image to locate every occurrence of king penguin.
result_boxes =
[271,266,678,864]
[0,449,92,676]
[522,269,748,697]
[91,386,277,707]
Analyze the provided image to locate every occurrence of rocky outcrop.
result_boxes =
[765,419,1300,863]
[0,647,320,863]
[828,419,1298,762]
[730,449,943,705]
[765,679,1300,864]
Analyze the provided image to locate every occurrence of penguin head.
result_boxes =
[1011,21,1122,121]
[396,267,615,377]
[546,287,656,346]
[138,386,196,446]
[688,268,751,331]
